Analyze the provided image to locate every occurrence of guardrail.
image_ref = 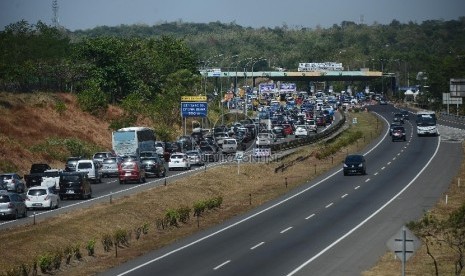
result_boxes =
[269,110,347,152]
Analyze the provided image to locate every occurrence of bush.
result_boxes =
[142,222,149,234]
[86,239,96,256]
[101,233,114,252]
[37,253,52,273]
[73,243,82,260]
[77,82,108,116]
[54,100,66,115]
[165,209,179,227]
[193,201,206,217]
[52,250,62,270]
[177,205,191,223]
[113,228,130,247]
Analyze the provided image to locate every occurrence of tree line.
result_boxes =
[1,18,465,133]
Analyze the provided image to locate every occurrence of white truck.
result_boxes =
[416,110,438,136]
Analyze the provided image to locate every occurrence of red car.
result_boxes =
[315,116,326,127]
[118,160,146,184]
[282,124,293,135]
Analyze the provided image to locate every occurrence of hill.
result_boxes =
[0,92,123,175]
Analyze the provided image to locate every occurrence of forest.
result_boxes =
[1,18,464,137]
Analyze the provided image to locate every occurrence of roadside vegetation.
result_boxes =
[0,108,382,276]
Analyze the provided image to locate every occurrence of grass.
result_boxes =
[0,109,382,276]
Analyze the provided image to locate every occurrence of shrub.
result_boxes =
[101,233,113,252]
[37,253,52,273]
[142,222,149,234]
[114,228,130,247]
[177,205,191,223]
[86,239,96,256]
[63,245,73,264]
[52,250,62,270]
[193,201,206,217]
[165,209,179,227]
[54,100,66,115]
[73,243,82,260]
[77,82,108,116]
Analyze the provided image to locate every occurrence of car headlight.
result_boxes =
[358,163,364,167]
[343,164,348,167]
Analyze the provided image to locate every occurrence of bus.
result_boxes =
[416,111,438,136]
[112,127,157,157]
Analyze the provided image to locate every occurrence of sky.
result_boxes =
[0,0,464,31]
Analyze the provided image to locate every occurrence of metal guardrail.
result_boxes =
[269,110,347,152]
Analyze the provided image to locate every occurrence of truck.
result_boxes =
[416,110,438,136]
[24,163,51,188]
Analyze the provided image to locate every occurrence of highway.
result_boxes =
[101,104,463,276]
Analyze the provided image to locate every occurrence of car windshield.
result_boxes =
[121,162,136,169]
[171,155,184,159]
[77,162,92,169]
[61,175,80,182]
[103,158,116,164]
[346,155,363,162]
[141,158,157,163]
[28,189,47,196]
[0,195,11,203]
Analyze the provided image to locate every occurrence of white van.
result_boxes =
[76,159,102,183]
[221,138,238,154]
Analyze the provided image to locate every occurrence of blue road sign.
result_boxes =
[181,102,208,117]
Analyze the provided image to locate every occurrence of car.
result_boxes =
[379,99,387,105]
[271,126,285,138]
[343,154,367,176]
[92,152,113,166]
[118,160,146,184]
[221,138,238,154]
[256,132,275,147]
[25,186,60,210]
[315,116,326,127]
[58,172,92,200]
[76,159,102,183]
[141,156,166,178]
[199,145,218,162]
[64,157,82,172]
[168,153,191,171]
[0,190,27,220]
[294,126,308,138]
[306,119,318,133]
[282,124,293,136]
[393,113,404,124]
[100,157,122,178]
[389,122,402,135]
[391,126,406,142]
[400,110,410,120]
[185,150,204,166]
[0,173,25,193]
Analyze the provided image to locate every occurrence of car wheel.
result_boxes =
[343,171,348,176]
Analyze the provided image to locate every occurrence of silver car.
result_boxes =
[0,190,27,219]
[0,173,25,193]
[100,157,122,178]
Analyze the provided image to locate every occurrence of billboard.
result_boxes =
[259,83,276,93]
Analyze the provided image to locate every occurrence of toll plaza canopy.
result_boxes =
[202,70,385,82]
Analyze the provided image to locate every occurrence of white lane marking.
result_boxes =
[392,157,396,160]
[325,203,333,208]
[115,112,391,276]
[381,166,386,170]
[387,161,391,165]
[374,172,379,176]
[281,227,293,234]
[397,153,401,156]
[213,260,231,270]
[250,242,265,250]
[341,194,348,199]
[286,134,441,276]
[365,179,370,183]
[306,214,315,220]
[354,186,360,190]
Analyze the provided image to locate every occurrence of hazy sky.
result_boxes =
[1,0,464,31]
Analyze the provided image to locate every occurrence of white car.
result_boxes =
[222,138,238,154]
[185,150,204,166]
[168,153,191,171]
[256,133,275,148]
[25,186,60,210]
[306,119,318,133]
[294,126,309,138]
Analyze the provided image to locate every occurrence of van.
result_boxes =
[222,138,237,154]
[58,172,92,200]
[76,159,102,183]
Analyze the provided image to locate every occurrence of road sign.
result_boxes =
[181,95,207,102]
[443,93,463,104]
[181,102,208,117]
[387,226,421,276]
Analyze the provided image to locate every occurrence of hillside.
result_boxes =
[0,92,124,176]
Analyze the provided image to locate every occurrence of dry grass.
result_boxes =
[0,106,381,275]
[2,93,463,276]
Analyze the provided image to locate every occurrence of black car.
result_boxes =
[141,157,166,178]
[391,126,406,142]
[393,113,404,124]
[343,154,367,176]
[389,122,402,135]
[400,110,410,120]
[58,172,92,200]
[200,145,218,162]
